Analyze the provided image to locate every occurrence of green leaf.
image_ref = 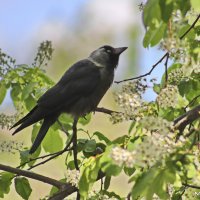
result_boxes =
[124,167,136,176]
[0,172,14,198]
[175,0,191,16]
[79,157,100,199]
[131,167,159,200]
[153,83,161,94]
[19,150,30,168]
[24,95,36,111]
[50,178,66,196]
[0,81,7,105]
[191,0,200,12]
[21,83,35,100]
[93,131,111,144]
[103,190,122,199]
[19,144,41,167]
[58,113,73,125]
[112,135,129,145]
[42,128,63,153]
[151,22,167,45]
[159,0,173,22]
[66,160,81,170]
[128,121,136,134]
[143,22,167,47]
[100,146,122,176]
[79,113,91,125]
[10,85,21,105]
[15,177,32,200]
[37,70,54,85]
[143,0,161,28]
[31,123,41,142]
[84,139,96,153]
[104,176,111,190]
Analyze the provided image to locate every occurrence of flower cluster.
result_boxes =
[135,130,185,167]
[0,140,24,153]
[140,116,173,135]
[191,59,200,74]
[157,85,179,108]
[111,89,143,123]
[160,10,191,63]
[111,116,185,168]
[88,190,118,200]
[183,187,200,200]
[121,79,149,95]
[32,40,54,67]
[193,150,200,172]
[0,49,16,77]
[111,80,157,123]
[168,68,185,85]
[65,169,80,187]
[0,113,18,130]
[110,146,135,168]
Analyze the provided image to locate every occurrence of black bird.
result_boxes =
[11,45,127,154]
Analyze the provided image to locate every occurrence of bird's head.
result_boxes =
[89,45,128,69]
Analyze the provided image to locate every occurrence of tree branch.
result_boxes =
[174,105,200,133]
[115,52,168,83]
[49,171,105,200]
[95,107,117,115]
[180,14,200,40]
[183,183,200,190]
[0,163,65,189]
[164,52,169,85]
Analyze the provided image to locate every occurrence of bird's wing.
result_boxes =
[37,59,101,109]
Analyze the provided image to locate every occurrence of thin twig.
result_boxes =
[183,183,200,190]
[0,164,64,189]
[180,14,200,40]
[115,52,168,83]
[115,14,200,84]
[95,107,119,115]
[17,149,70,169]
[164,52,169,86]
[184,94,200,111]
[28,136,74,170]
[57,119,69,136]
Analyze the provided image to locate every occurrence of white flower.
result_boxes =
[66,169,80,187]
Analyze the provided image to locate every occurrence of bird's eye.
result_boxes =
[106,49,111,53]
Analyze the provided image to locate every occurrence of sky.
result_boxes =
[0,0,86,60]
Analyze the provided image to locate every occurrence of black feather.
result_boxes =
[29,116,57,154]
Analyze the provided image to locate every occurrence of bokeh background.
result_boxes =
[0,0,164,199]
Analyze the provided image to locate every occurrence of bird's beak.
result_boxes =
[114,47,128,55]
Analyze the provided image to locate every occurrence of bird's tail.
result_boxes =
[11,106,46,135]
[29,116,57,154]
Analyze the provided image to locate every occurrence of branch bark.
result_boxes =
[95,107,117,115]
[49,171,105,200]
[0,163,65,189]
[174,105,200,132]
